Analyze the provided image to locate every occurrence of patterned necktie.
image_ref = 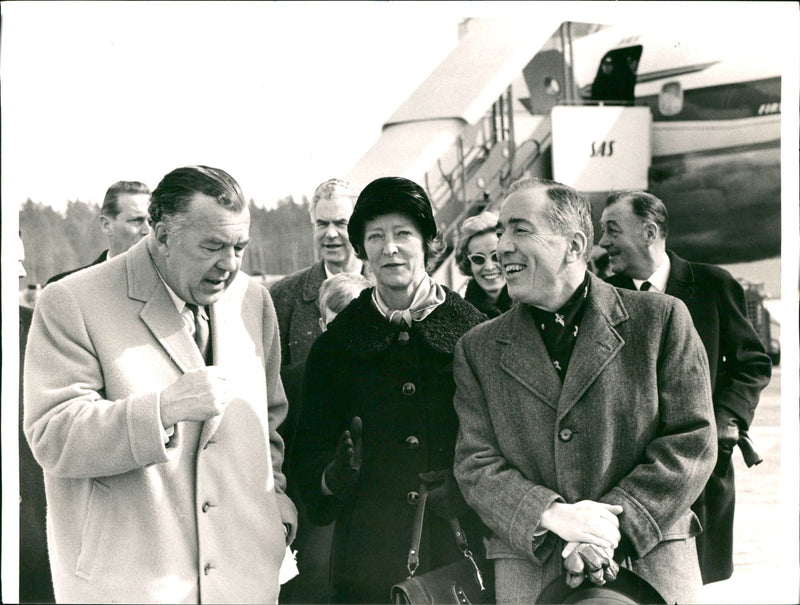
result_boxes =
[639,281,652,291]
[187,304,210,364]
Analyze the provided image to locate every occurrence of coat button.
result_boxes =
[202,501,212,513]
[402,382,416,396]
[398,331,410,344]
[407,491,420,505]
[405,435,420,449]
[558,428,573,442]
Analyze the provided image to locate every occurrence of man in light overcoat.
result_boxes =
[24,166,297,604]
[453,178,716,604]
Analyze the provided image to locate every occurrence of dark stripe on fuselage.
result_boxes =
[638,77,781,122]
[579,77,781,122]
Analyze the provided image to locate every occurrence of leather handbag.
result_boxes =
[391,483,490,604]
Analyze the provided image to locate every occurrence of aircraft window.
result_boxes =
[544,76,560,96]
[659,82,684,116]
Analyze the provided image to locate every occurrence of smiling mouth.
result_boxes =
[205,276,228,287]
[504,263,526,276]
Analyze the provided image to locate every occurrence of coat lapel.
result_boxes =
[197,273,258,450]
[301,260,327,302]
[664,250,697,307]
[127,239,205,374]
[557,274,627,420]
[498,305,562,411]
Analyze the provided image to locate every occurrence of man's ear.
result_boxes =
[153,222,170,251]
[99,215,112,238]
[566,230,588,263]
[643,221,658,244]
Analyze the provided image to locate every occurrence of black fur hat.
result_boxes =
[347,177,438,258]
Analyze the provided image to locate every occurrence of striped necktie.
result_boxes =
[187,304,211,364]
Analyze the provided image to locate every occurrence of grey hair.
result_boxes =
[604,190,669,238]
[310,178,359,219]
[506,177,594,262]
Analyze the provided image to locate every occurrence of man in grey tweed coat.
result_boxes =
[453,178,716,604]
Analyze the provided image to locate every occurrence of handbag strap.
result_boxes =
[406,483,430,577]
[405,483,486,592]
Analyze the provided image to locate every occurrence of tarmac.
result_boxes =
[697,365,800,604]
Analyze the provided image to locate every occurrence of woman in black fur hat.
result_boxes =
[292,176,489,604]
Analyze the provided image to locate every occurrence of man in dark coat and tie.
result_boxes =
[47,180,151,284]
[599,190,772,584]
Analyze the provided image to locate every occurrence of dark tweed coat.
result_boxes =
[269,260,328,370]
[607,250,772,583]
[453,272,716,603]
[292,287,487,604]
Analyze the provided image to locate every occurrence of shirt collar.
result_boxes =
[148,251,208,320]
[529,272,591,326]
[324,259,364,280]
[633,254,670,292]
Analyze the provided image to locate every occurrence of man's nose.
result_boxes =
[325,225,338,239]
[598,231,610,248]
[217,248,238,272]
[140,221,151,235]
[497,232,513,255]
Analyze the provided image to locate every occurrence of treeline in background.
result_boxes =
[19,196,314,290]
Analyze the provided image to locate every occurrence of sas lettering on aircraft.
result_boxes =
[590,141,615,157]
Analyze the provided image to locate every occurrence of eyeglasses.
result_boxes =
[468,251,499,267]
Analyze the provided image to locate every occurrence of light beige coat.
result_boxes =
[24,238,297,604]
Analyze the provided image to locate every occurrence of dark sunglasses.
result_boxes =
[468,251,499,267]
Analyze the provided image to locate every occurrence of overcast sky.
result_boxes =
[1,1,465,211]
[2,1,796,213]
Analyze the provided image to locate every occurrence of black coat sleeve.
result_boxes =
[291,331,350,525]
[711,268,772,428]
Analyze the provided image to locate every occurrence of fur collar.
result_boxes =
[327,286,485,356]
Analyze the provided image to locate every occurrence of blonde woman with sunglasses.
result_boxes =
[456,211,513,318]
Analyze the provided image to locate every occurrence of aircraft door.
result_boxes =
[590,45,643,104]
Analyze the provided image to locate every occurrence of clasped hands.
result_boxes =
[539,500,623,588]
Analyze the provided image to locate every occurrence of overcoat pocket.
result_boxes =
[75,479,110,580]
